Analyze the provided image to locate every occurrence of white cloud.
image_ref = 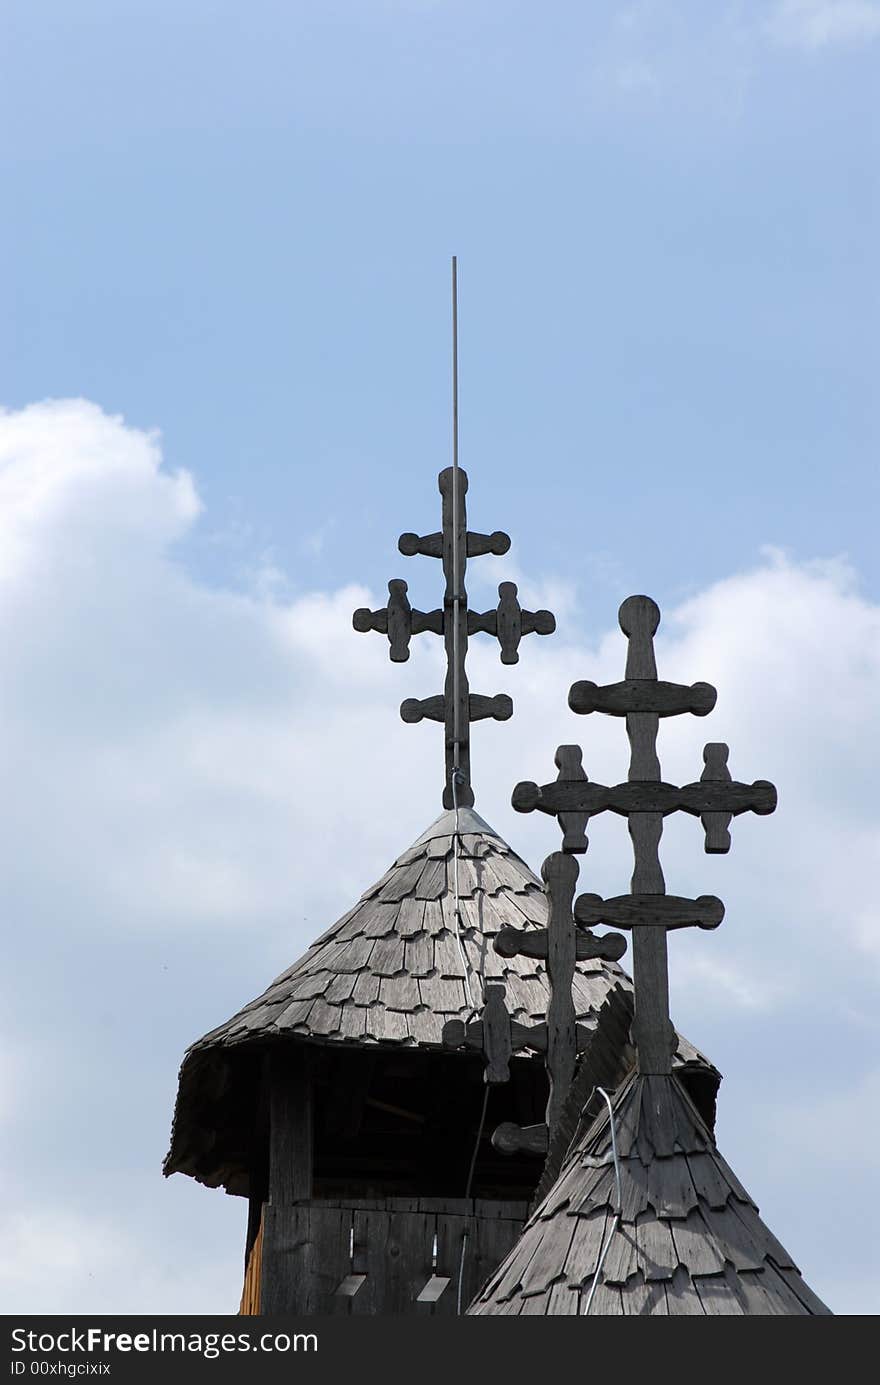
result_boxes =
[0,1207,241,1314]
[673,953,787,1011]
[1,399,877,1313]
[765,1066,880,1170]
[768,0,880,49]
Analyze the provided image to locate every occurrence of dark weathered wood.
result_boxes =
[627,808,671,1075]
[629,811,664,894]
[245,1056,270,1262]
[700,742,733,852]
[626,710,660,781]
[466,530,511,558]
[352,581,443,663]
[510,591,777,1082]
[268,1046,313,1205]
[568,678,716,718]
[542,852,578,1138]
[670,1215,726,1277]
[402,689,514,730]
[467,692,513,723]
[443,1015,596,1057]
[554,744,590,853]
[166,801,675,1199]
[354,464,555,808]
[401,693,445,724]
[384,580,413,663]
[348,1208,387,1314]
[620,594,659,677]
[631,927,673,1074]
[386,1210,434,1313]
[468,580,555,664]
[494,924,627,962]
[575,893,724,932]
[473,1213,531,1307]
[491,1121,549,1156]
[259,1203,306,1315]
[482,982,513,1084]
[399,530,443,558]
[664,1266,707,1315]
[635,1211,679,1281]
[471,1070,831,1317]
[512,776,777,819]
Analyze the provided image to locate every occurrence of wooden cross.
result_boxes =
[442,861,627,1155]
[512,594,777,1076]
[353,466,555,808]
[494,854,626,1140]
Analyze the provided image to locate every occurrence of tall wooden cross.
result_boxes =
[353,466,556,808]
[512,594,777,1075]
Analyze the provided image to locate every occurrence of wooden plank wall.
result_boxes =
[259,1198,527,1316]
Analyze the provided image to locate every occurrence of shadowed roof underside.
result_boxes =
[468,1073,830,1315]
[164,809,715,1190]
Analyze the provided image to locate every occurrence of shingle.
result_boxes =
[379,974,421,1011]
[468,1075,830,1317]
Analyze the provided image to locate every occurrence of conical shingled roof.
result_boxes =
[468,1072,830,1315]
[164,809,714,1190]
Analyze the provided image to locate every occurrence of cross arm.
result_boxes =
[440,983,511,1083]
[441,982,575,1083]
[494,925,627,963]
[442,1016,596,1058]
[398,529,510,559]
[512,775,777,820]
[491,1122,549,1156]
[684,743,777,850]
[569,677,716,718]
[400,692,512,724]
[569,596,715,716]
[468,582,556,664]
[694,743,778,852]
[352,580,443,662]
[574,893,725,931]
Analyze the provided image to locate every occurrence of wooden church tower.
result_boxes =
[165,264,832,1316]
[164,461,717,1315]
[163,317,722,1313]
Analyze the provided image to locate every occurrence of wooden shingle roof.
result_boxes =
[164,808,715,1190]
[188,807,631,1050]
[468,1072,830,1315]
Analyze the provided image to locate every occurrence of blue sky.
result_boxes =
[4,1,877,608]
[1,2,878,1314]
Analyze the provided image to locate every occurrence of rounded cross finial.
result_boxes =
[618,594,660,638]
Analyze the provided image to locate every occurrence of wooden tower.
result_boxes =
[467,595,831,1315]
[163,478,719,1315]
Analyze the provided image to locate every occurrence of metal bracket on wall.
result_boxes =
[415,1232,451,1303]
[334,1225,367,1297]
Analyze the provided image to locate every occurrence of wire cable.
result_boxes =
[581,1086,623,1315]
[456,1083,491,1315]
[451,766,480,1013]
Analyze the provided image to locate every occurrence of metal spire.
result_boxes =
[353,259,556,807]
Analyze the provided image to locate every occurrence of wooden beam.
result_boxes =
[568,678,716,717]
[268,1046,313,1206]
[512,776,777,818]
[491,1122,549,1156]
[442,1016,597,1056]
[543,853,578,1137]
[495,924,627,962]
[574,893,725,931]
